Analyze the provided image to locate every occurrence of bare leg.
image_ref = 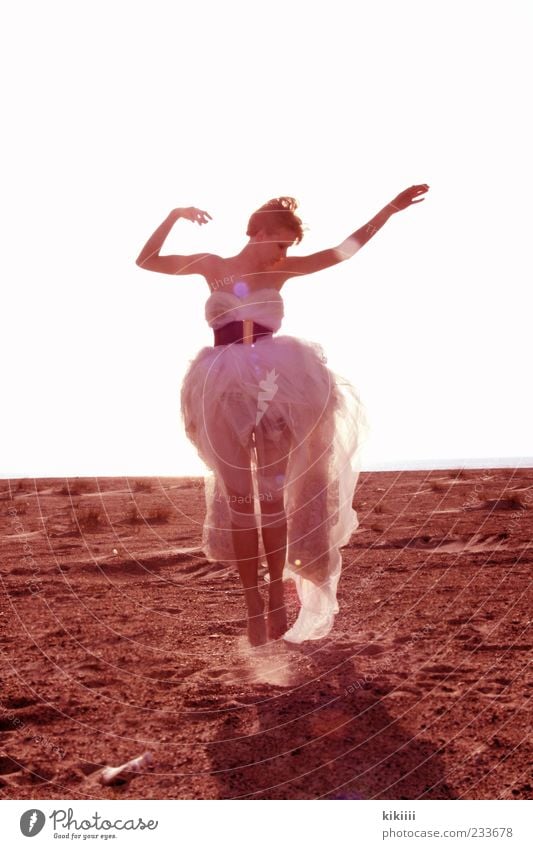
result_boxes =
[228,504,267,646]
[261,508,288,640]
[254,420,292,641]
[209,419,267,646]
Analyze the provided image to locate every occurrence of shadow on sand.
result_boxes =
[206,636,456,800]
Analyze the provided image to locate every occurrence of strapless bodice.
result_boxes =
[205,287,284,332]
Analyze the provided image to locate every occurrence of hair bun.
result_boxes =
[265,196,299,212]
[246,196,305,245]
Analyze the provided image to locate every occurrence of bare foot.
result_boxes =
[246,592,267,647]
[267,590,288,641]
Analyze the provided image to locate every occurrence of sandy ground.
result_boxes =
[1,468,531,800]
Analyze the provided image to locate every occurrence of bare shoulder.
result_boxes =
[204,256,239,292]
[276,247,346,278]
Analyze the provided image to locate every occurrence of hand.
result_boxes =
[389,184,430,212]
[176,206,213,225]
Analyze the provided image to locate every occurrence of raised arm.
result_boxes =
[135,207,216,276]
[280,184,430,278]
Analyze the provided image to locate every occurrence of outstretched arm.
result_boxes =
[135,207,215,276]
[338,202,398,259]
[338,183,429,259]
[281,184,430,277]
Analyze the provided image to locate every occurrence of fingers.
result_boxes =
[182,207,212,224]
[409,184,429,205]
[195,209,212,225]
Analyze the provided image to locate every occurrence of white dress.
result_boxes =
[180,286,369,642]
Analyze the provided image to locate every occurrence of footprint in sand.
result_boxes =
[170,558,229,582]
[423,664,456,676]
[181,695,231,715]
[414,664,464,693]
[25,765,55,785]
[475,677,516,701]
[206,669,226,679]
[465,497,528,512]
[0,755,24,787]
[80,678,109,689]
[1,704,62,726]
[2,696,38,709]
[0,756,55,787]
[354,642,389,656]
[161,661,206,685]
[145,668,177,682]
[395,532,509,553]
[77,661,105,672]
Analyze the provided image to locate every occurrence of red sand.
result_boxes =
[1,469,531,800]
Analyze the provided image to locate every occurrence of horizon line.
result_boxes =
[2,457,532,480]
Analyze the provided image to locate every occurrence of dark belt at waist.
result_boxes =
[213,320,274,347]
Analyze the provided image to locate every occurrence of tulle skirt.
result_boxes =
[179,332,369,643]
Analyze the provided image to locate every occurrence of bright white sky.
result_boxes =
[1,0,531,477]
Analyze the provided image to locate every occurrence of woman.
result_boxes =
[136,185,429,647]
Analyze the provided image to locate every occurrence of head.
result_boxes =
[246,196,304,265]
